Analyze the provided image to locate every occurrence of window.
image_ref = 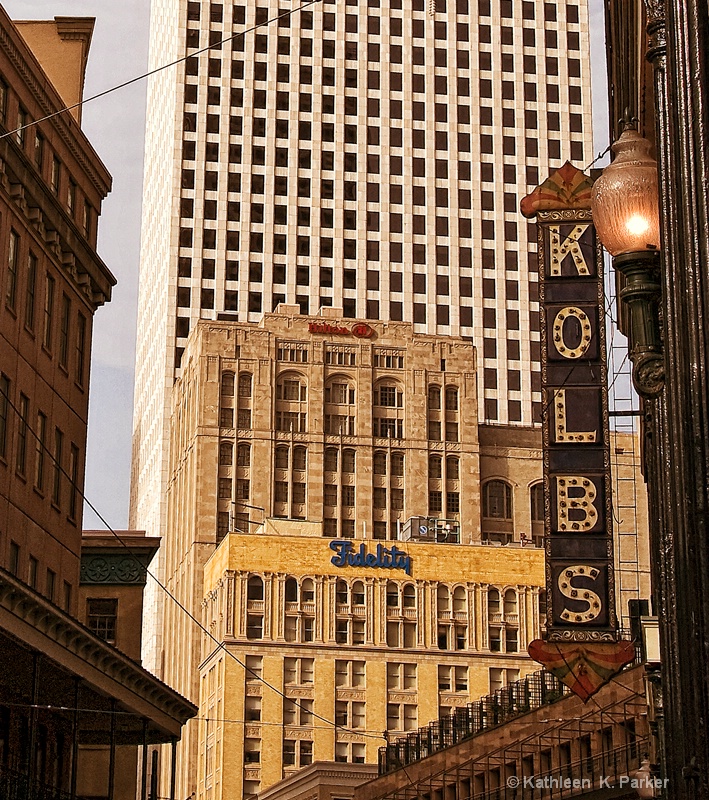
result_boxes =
[6,230,18,311]
[75,314,86,385]
[87,598,118,643]
[283,739,313,768]
[277,377,307,401]
[438,665,468,691]
[335,700,365,729]
[483,481,513,519]
[445,386,459,410]
[387,703,417,731]
[52,428,63,506]
[283,698,314,726]
[375,384,403,407]
[35,411,46,489]
[15,394,28,474]
[24,253,37,331]
[325,382,355,404]
[238,373,252,397]
[221,372,235,396]
[43,275,55,350]
[219,442,233,465]
[59,295,70,368]
[428,386,441,410]
[335,742,365,763]
[284,657,314,685]
[50,157,61,194]
[28,555,38,589]
[335,660,366,687]
[387,662,416,689]
[237,443,251,467]
[531,482,544,521]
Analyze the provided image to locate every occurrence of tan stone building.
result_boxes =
[155,309,649,799]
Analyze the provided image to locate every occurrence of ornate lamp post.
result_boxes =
[591,123,663,398]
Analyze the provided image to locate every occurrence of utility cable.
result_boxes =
[0,383,383,742]
[0,0,323,142]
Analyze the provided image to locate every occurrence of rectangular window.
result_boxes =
[0,374,8,460]
[51,157,61,195]
[16,106,27,147]
[6,230,18,310]
[24,253,37,330]
[16,394,28,475]
[52,428,63,506]
[43,274,55,350]
[46,569,56,601]
[35,412,46,490]
[67,180,76,216]
[9,542,19,576]
[28,556,38,589]
[75,314,86,385]
[59,295,70,368]
[68,444,80,520]
[87,598,118,643]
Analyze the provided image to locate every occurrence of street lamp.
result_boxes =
[591,121,663,398]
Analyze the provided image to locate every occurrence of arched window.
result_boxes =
[375,383,403,407]
[277,374,307,401]
[428,385,441,409]
[391,451,405,477]
[483,480,513,519]
[374,451,387,475]
[429,455,442,478]
[386,581,399,607]
[342,449,355,473]
[285,577,298,603]
[247,576,264,601]
[504,589,518,616]
[446,456,459,480]
[325,380,355,405]
[488,588,501,616]
[324,448,338,472]
[531,482,544,522]
[445,386,459,410]
[237,443,251,467]
[237,373,253,429]
[238,373,252,397]
[221,371,235,396]
[301,578,315,603]
[453,586,466,612]
[219,442,233,465]
[336,580,349,605]
[402,584,416,608]
[275,446,289,470]
[352,581,365,606]
[437,584,450,612]
[293,446,307,471]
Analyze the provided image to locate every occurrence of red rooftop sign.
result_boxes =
[308,322,374,338]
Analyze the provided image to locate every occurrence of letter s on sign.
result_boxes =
[558,565,602,623]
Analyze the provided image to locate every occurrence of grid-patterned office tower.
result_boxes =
[131,0,592,665]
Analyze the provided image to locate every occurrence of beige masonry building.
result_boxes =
[157,309,650,799]
[197,526,546,798]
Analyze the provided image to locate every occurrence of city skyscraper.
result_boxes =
[131,0,593,672]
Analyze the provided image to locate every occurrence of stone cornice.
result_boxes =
[0,8,111,196]
[0,137,115,308]
[0,568,196,730]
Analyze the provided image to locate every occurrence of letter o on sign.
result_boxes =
[552,306,592,359]
[351,323,374,339]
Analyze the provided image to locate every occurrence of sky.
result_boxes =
[5,0,611,530]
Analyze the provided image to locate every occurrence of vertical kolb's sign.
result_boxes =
[522,164,632,701]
